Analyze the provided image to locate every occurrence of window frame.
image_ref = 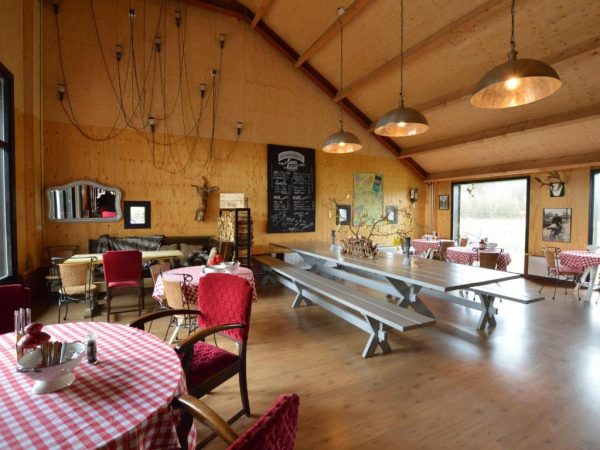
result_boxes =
[450,176,530,254]
[588,169,600,245]
[0,61,17,283]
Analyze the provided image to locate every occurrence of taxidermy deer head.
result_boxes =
[534,171,564,197]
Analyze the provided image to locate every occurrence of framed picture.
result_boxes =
[542,207,571,242]
[438,195,449,210]
[385,205,397,224]
[124,201,151,229]
[336,205,351,225]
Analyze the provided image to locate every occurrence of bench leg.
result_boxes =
[386,279,435,319]
[476,294,498,330]
[362,317,391,358]
[291,281,313,308]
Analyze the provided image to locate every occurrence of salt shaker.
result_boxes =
[87,332,97,364]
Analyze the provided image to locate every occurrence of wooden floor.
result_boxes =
[33,281,600,449]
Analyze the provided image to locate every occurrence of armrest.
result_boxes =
[175,323,246,352]
[128,308,202,330]
[175,394,238,445]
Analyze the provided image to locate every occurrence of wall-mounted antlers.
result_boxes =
[534,170,563,188]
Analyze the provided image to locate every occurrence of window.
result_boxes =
[451,178,529,255]
[0,63,16,281]
[590,170,600,246]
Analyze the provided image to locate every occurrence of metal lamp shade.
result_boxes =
[322,130,362,154]
[374,105,429,137]
[471,57,561,109]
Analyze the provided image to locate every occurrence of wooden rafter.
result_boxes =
[411,35,600,114]
[295,0,372,68]
[251,0,276,28]
[335,0,504,102]
[186,0,427,178]
[427,151,600,182]
[398,104,600,159]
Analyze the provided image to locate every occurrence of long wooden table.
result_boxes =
[272,241,521,329]
[64,249,184,264]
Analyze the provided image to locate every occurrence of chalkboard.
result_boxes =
[267,144,315,233]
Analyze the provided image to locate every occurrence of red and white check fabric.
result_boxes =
[0,322,195,449]
[411,239,454,255]
[558,251,600,271]
[446,247,512,271]
[153,266,256,306]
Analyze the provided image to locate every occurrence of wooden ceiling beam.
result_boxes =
[186,0,428,178]
[251,0,276,28]
[398,104,600,159]
[335,0,504,101]
[295,0,372,68]
[411,35,600,113]
[427,152,600,182]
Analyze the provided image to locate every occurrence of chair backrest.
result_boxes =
[44,245,80,265]
[103,250,142,283]
[229,393,300,450]
[459,237,468,247]
[197,273,253,343]
[542,246,559,269]
[438,241,453,261]
[478,251,500,270]
[0,284,31,334]
[149,262,171,285]
[163,274,192,309]
[58,261,93,287]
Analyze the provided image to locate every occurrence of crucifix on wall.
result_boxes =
[191,177,219,222]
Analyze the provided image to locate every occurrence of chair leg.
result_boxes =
[57,298,62,324]
[239,363,251,416]
[64,300,69,321]
[552,277,558,300]
[168,318,184,345]
[106,290,112,323]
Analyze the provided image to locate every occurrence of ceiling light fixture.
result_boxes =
[322,7,362,154]
[471,0,561,109]
[374,0,428,137]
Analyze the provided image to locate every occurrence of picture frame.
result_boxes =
[124,201,151,229]
[336,205,351,225]
[385,205,397,224]
[438,195,449,210]
[542,207,571,242]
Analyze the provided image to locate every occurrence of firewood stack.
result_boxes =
[339,236,378,259]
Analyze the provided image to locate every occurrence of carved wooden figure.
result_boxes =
[191,177,219,222]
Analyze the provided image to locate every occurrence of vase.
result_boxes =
[402,238,411,265]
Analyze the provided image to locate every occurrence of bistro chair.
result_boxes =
[57,257,97,322]
[433,241,453,262]
[162,274,197,344]
[539,246,583,300]
[149,262,171,308]
[44,245,80,301]
[478,250,501,270]
[175,393,299,450]
[0,284,31,334]
[103,250,144,322]
[458,237,468,247]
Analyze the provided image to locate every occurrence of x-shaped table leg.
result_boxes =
[386,278,435,319]
[476,294,498,330]
[362,316,391,358]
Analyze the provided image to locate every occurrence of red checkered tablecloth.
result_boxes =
[153,266,256,306]
[0,322,195,449]
[411,239,455,255]
[558,251,600,270]
[446,247,512,271]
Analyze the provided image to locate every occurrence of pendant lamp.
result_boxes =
[374,0,428,137]
[322,7,362,154]
[471,0,561,109]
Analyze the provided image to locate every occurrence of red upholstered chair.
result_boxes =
[103,250,144,322]
[0,284,32,334]
[176,393,299,450]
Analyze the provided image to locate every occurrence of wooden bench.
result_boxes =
[255,255,435,358]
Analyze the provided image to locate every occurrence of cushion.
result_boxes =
[160,243,179,251]
[184,341,239,387]
[180,243,205,264]
[108,280,139,289]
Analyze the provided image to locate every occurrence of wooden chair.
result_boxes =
[103,250,144,322]
[175,393,299,450]
[0,284,31,334]
[44,245,80,300]
[149,262,171,285]
[433,241,453,262]
[539,246,583,300]
[57,257,97,322]
[458,237,468,247]
[478,250,501,270]
[162,274,197,344]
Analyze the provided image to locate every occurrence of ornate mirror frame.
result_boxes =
[46,180,123,223]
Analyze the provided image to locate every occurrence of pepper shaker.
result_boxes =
[87,332,97,364]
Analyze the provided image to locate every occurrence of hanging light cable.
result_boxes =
[374,0,429,137]
[322,7,362,154]
[471,0,561,108]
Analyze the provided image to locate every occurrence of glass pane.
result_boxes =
[0,148,9,279]
[455,179,528,254]
[593,172,600,246]
[0,78,4,142]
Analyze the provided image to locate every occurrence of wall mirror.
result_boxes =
[46,180,122,222]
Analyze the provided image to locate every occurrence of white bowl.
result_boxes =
[223,261,240,272]
[486,243,498,249]
[17,341,86,394]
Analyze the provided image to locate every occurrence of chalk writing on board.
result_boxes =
[267,145,315,233]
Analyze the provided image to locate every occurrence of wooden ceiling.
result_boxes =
[187,0,600,180]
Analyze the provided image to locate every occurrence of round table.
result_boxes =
[153,265,256,306]
[558,251,600,302]
[411,239,455,255]
[0,322,195,449]
[446,246,512,271]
